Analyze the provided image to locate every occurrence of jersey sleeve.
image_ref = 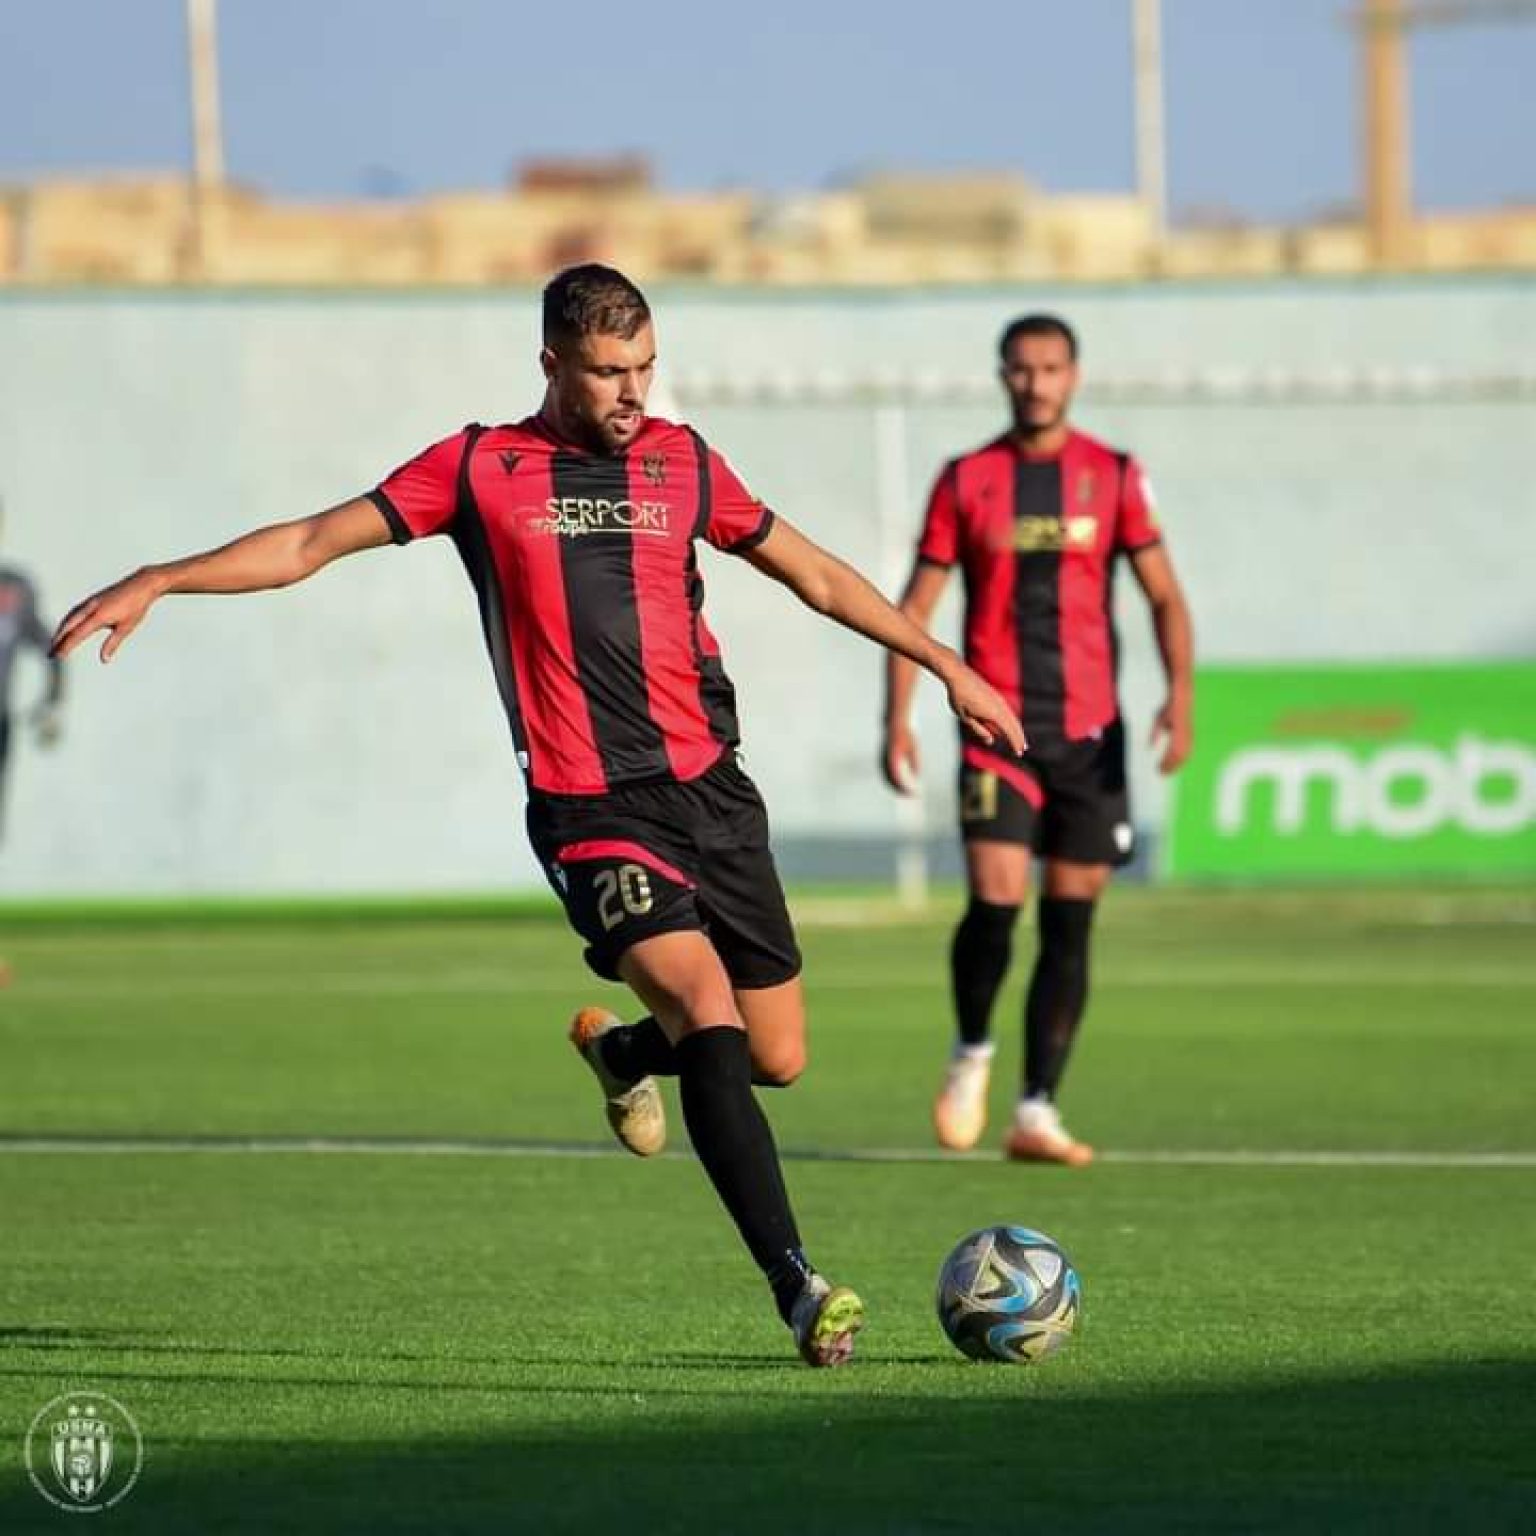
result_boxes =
[701,446,775,553]
[916,462,961,567]
[369,429,472,543]
[1117,455,1163,552]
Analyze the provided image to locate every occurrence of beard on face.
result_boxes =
[596,410,642,453]
[558,397,640,455]
[1014,396,1063,432]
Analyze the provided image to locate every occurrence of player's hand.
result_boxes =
[30,703,62,749]
[946,665,1026,757]
[50,569,164,663]
[882,722,921,795]
[1151,696,1192,774]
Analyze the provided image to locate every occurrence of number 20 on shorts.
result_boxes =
[594,863,655,930]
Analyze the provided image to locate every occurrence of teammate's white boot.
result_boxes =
[1004,1095,1094,1167]
[932,1042,995,1151]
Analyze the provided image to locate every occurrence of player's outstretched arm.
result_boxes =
[1129,543,1194,774]
[881,560,951,794]
[50,498,393,664]
[743,517,1024,756]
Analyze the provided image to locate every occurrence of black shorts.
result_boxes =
[526,752,802,988]
[958,720,1134,867]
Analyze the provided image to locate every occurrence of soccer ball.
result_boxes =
[935,1224,1081,1363]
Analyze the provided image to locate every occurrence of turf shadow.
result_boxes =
[2,1357,1531,1536]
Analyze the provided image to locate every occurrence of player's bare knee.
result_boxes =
[752,1039,807,1087]
[966,842,1031,907]
[1043,862,1111,903]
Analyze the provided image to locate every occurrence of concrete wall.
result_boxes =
[2,278,1532,895]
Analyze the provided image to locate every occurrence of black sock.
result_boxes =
[675,1027,809,1323]
[596,1016,678,1081]
[950,898,1019,1047]
[1024,897,1096,1099]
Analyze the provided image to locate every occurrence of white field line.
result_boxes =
[0,1135,1531,1169]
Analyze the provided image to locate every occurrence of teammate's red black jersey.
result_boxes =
[370,415,774,795]
[917,429,1161,742]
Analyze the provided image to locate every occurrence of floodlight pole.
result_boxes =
[186,0,225,279]
[1353,0,1536,270]
[1361,0,1412,268]
[1132,0,1168,259]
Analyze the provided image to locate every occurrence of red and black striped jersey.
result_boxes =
[369,415,774,796]
[917,429,1161,742]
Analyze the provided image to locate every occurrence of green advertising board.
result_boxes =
[1166,663,1536,880]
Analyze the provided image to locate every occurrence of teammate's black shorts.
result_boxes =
[958,719,1134,866]
[526,751,802,988]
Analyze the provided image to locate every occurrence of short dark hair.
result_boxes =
[998,313,1078,362]
[542,264,652,348]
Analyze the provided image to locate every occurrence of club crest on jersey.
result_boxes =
[642,453,667,486]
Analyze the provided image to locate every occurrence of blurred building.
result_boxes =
[2,158,1534,286]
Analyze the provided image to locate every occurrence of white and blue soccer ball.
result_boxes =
[936,1225,1081,1364]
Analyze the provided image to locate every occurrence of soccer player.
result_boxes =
[0,515,65,839]
[52,265,1024,1367]
[883,313,1193,1164]
[0,517,64,987]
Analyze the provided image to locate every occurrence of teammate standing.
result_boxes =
[0,509,65,838]
[0,511,65,987]
[883,314,1193,1164]
[52,265,1024,1365]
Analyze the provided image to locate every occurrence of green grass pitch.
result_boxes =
[1,887,1532,1533]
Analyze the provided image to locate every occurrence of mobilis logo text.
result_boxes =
[1216,734,1536,839]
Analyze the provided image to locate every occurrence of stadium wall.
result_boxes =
[1,278,1532,896]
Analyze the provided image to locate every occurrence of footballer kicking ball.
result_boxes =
[936,1224,1081,1363]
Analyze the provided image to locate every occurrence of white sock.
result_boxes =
[952,1040,997,1063]
[1014,1095,1058,1129]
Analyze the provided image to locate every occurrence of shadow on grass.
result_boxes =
[2,1358,1531,1535]
[0,1326,902,1374]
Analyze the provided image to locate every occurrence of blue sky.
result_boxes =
[4,0,1533,221]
